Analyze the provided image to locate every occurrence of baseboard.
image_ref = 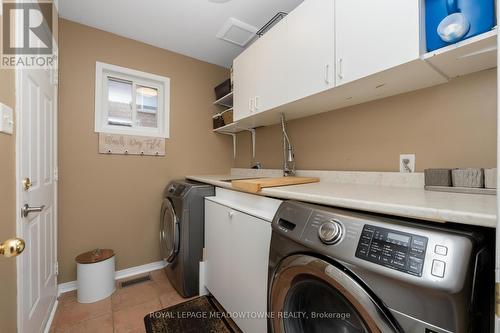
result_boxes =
[58,281,77,296]
[57,260,167,296]
[115,260,167,280]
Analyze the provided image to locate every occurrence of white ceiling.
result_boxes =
[59,0,303,68]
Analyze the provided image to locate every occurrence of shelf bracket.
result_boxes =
[218,132,237,159]
[241,128,256,160]
[215,123,256,160]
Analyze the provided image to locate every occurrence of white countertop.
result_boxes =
[187,172,497,228]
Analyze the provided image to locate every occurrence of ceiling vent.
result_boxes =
[216,18,258,47]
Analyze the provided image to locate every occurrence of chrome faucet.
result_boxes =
[281,113,295,177]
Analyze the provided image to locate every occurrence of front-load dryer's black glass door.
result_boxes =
[160,199,179,263]
[283,278,369,332]
[270,255,401,333]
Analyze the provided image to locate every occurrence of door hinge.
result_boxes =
[54,262,59,276]
[54,167,59,182]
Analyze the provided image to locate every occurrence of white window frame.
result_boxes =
[95,62,170,138]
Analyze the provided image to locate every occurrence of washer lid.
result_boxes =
[76,249,115,264]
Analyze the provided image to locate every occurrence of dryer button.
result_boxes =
[434,245,448,256]
[431,260,446,278]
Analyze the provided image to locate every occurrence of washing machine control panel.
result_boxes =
[355,224,428,277]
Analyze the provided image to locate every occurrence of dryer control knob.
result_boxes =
[318,220,343,245]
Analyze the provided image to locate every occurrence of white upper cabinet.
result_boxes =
[233,43,256,121]
[234,1,335,121]
[254,17,289,114]
[287,0,335,101]
[228,0,461,130]
[335,0,421,85]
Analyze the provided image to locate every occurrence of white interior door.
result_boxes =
[17,67,57,333]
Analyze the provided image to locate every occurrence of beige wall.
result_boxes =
[235,69,497,171]
[0,48,17,333]
[58,20,232,283]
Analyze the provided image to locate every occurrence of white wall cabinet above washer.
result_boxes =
[229,0,492,132]
[286,0,335,101]
[334,0,422,86]
[255,16,289,114]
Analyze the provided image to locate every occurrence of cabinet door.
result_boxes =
[335,0,421,85]
[204,200,233,311]
[254,17,289,113]
[287,0,335,101]
[233,45,256,121]
[229,210,272,333]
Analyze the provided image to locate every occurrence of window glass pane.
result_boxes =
[136,85,158,128]
[107,77,133,127]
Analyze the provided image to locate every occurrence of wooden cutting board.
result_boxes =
[231,177,319,193]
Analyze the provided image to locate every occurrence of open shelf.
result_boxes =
[213,91,234,108]
[213,121,255,159]
[213,121,243,134]
[422,29,497,79]
[212,108,233,119]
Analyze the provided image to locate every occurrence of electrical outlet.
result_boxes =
[400,154,415,173]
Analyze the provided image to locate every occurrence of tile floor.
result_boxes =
[50,269,194,333]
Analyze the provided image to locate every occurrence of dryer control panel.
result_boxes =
[355,225,428,277]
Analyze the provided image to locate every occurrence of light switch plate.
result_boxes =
[0,103,14,135]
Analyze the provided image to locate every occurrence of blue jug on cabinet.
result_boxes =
[425,0,496,51]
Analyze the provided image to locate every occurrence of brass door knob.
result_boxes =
[0,238,26,258]
[22,177,32,191]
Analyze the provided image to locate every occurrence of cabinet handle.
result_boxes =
[255,96,260,111]
[249,98,254,113]
[338,58,344,80]
[228,211,234,218]
[324,64,330,84]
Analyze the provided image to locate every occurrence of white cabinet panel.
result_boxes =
[255,17,289,113]
[204,200,233,310]
[227,209,271,333]
[233,44,256,121]
[205,199,272,333]
[287,0,335,101]
[335,0,421,85]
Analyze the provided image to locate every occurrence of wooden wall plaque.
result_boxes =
[98,133,165,156]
